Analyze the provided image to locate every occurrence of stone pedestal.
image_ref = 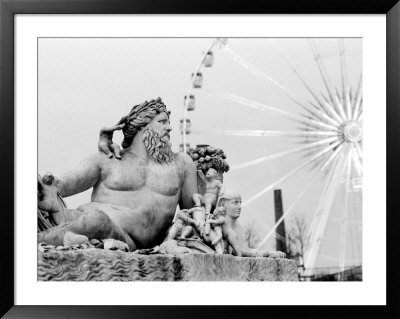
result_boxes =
[38,248,298,281]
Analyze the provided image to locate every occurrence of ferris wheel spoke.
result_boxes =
[204,88,298,121]
[205,88,286,113]
[319,141,346,171]
[314,97,344,125]
[335,88,350,121]
[298,120,339,132]
[352,86,363,121]
[353,141,363,162]
[205,88,339,131]
[320,90,347,124]
[193,129,338,138]
[242,139,343,208]
[338,145,353,273]
[345,90,352,121]
[339,39,354,122]
[308,40,347,122]
[339,39,349,111]
[301,104,341,127]
[354,73,363,103]
[220,44,312,111]
[306,152,341,245]
[357,111,363,122]
[339,39,355,122]
[307,99,342,126]
[308,101,342,126]
[230,136,339,170]
[308,146,345,223]
[272,40,344,125]
[304,145,349,271]
[351,144,363,176]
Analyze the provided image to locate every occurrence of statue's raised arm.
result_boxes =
[97,118,125,159]
[178,153,198,210]
[56,153,103,197]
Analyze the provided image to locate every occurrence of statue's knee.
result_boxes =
[81,209,112,232]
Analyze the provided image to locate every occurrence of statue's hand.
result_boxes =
[160,239,190,254]
[199,223,207,238]
[38,173,62,213]
[260,250,286,259]
[98,118,125,159]
[102,238,129,252]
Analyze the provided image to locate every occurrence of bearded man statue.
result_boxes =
[38,97,198,252]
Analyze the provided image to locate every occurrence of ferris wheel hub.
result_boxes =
[343,121,362,143]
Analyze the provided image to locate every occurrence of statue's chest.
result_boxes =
[102,159,182,195]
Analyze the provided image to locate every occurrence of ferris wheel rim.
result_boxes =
[181,38,223,153]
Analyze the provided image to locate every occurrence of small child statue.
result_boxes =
[203,168,225,218]
[191,168,225,238]
[204,206,226,254]
[167,209,201,240]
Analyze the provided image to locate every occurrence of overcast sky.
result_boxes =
[38,38,362,268]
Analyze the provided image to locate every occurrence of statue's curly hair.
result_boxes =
[121,97,170,149]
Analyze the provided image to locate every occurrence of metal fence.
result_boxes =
[299,266,362,281]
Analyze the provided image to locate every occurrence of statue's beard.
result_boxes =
[142,128,173,164]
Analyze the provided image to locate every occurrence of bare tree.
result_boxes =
[286,214,310,268]
[243,219,261,249]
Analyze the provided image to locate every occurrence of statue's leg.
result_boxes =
[63,231,89,246]
[38,208,136,251]
[52,208,83,225]
[166,225,180,240]
[66,208,136,251]
[214,241,224,254]
[211,227,222,246]
[38,223,70,247]
[192,193,203,207]
[192,208,206,224]
[204,199,212,218]
[37,208,91,246]
[180,225,193,239]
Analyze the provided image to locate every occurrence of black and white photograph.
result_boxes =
[37,37,363,282]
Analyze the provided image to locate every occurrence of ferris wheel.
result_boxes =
[180,38,362,275]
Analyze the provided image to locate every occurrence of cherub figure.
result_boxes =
[203,168,224,218]
[204,206,226,254]
[167,209,201,240]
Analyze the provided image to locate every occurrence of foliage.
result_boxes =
[243,219,261,249]
[286,214,310,266]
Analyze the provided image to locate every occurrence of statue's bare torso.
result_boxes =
[77,151,187,248]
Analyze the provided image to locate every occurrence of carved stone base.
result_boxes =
[38,247,298,281]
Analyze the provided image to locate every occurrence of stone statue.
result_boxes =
[203,168,224,217]
[217,189,286,258]
[37,98,198,252]
[203,206,225,254]
[166,209,201,240]
[190,167,224,236]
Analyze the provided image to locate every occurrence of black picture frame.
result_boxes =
[1,0,398,318]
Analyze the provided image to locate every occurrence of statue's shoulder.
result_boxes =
[174,152,196,169]
[85,151,114,168]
